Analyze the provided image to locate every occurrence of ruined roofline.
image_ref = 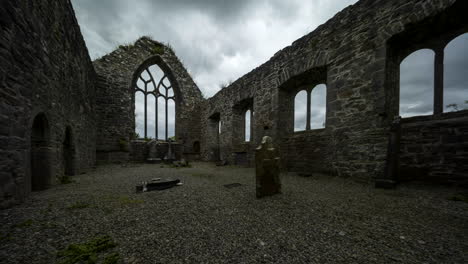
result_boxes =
[93,36,174,63]
[205,0,361,101]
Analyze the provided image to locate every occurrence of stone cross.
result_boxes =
[255,136,281,198]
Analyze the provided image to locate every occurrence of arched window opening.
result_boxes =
[444,33,468,112]
[245,109,251,142]
[399,49,435,117]
[31,113,51,192]
[294,85,327,132]
[310,84,327,129]
[218,120,222,135]
[134,64,175,140]
[294,90,307,131]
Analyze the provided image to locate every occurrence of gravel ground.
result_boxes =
[0,162,467,264]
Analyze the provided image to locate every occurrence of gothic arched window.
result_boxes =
[135,64,175,140]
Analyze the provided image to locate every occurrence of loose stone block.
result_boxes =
[255,136,281,198]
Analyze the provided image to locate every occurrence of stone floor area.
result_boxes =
[0,163,467,264]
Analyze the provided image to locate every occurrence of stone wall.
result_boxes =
[199,0,468,183]
[93,38,204,163]
[0,0,96,208]
[400,111,468,186]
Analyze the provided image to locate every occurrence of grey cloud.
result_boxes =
[73,0,360,98]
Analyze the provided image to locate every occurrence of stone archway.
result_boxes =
[30,113,51,191]
[63,126,75,176]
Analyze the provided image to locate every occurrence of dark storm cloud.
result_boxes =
[72,0,359,97]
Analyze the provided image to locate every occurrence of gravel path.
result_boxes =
[1,162,467,264]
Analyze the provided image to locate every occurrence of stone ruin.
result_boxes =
[1,0,468,208]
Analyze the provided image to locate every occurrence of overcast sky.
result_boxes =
[72,0,358,98]
[72,1,467,137]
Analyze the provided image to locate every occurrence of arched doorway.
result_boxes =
[63,126,75,176]
[193,141,200,153]
[30,113,51,191]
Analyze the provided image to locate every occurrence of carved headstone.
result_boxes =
[255,136,281,198]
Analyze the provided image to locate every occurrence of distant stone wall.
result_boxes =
[93,38,204,163]
[0,0,96,208]
[400,111,468,186]
[199,0,467,183]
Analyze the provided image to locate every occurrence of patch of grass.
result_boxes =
[118,196,144,205]
[60,175,74,184]
[13,219,33,228]
[449,194,468,203]
[191,172,215,178]
[57,235,118,264]
[118,43,134,51]
[67,202,91,210]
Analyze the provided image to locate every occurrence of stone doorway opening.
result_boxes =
[63,126,75,176]
[30,113,51,191]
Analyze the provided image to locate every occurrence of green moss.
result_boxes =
[151,44,165,55]
[56,235,118,264]
[130,131,140,140]
[13,219,33,228]
[67,202,91,210]
[118,138,129,152]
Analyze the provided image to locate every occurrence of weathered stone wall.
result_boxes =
[400,111,468,186]
[199,0,468,183]
[93,38,204,163]
[0,0,96,208]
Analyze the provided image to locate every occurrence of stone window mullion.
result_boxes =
[434,46,444,115]
[306,89,312,131]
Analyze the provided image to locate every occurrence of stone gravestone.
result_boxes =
[255,136,281,198]
[146,140,162,164]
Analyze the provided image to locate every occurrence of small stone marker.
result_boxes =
[255,136,281,198]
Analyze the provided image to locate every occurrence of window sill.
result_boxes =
[401,109,468,124]
[293,128,326,134]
